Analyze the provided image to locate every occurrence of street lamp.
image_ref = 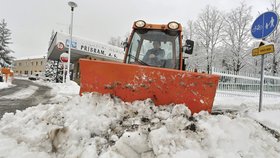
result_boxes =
[66,1,77,82]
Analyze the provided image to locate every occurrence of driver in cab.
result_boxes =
[143,41,165,66]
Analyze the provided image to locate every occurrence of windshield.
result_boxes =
[126,30,180,69]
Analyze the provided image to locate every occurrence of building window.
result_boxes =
[16,71,18,73]
[41,61,43,65]
[19,63,21,66]
[24,71,28,75]
[31,71,33,75]
[31,62,33,66]
[20,71,22,74]
[36,61,38,66]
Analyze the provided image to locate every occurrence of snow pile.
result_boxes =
[249,110,280,132]
[36,81,80,96]
[36,81,80,103]
[1,93,280,157]
[0,81,13,90]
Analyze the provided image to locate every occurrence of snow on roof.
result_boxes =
[56,31,124,53]
[15,55,47,60]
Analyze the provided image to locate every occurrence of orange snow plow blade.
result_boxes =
[79,59,219,114]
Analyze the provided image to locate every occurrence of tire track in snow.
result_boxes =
[0,85,38,99]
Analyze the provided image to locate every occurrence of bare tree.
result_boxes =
[194,5,224,73]
[222,2,253,74]
[183,20,202,71]
[183,20,194,40]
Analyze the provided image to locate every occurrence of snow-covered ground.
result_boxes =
[214,91,280,110]
[0,81,14,90]
[0,85,38,99]
[0,74,15,90]
[35,80,80,104]
[0,80,280,158]
[249,110,280,133]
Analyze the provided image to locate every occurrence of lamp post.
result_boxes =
[66,1,77,82]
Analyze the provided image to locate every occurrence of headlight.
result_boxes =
[135,20,146,28]
[167,21,179,30]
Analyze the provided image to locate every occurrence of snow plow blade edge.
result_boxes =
[79,59,219,114]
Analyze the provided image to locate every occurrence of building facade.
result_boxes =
[13,56,47,76]
[47,32,125,83]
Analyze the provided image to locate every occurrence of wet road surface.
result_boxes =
[0,79,52,118]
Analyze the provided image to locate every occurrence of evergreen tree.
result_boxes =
[0,19,14,67]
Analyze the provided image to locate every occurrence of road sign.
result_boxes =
[251,42,275,113]
[252,48,259,56]
[252,44,274,56]
[57,42,65,51]
[60,53,68,83]
[60,53,69,62]
[251,11,279,39]
[66,39,77,48]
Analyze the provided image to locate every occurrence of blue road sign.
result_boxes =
[66,39,77,48]
[251,11,279,39]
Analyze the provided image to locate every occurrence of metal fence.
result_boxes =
[211,68,280,95]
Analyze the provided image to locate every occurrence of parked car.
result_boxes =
[28,74,39,80]
[28,73,53,81]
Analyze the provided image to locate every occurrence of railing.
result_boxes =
[211,67,280,95]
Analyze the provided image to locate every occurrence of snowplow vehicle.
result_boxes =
[79,20,219,114]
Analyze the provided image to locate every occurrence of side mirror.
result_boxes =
[183,40,194,55]
[122,38,129,51]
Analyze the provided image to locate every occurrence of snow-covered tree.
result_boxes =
[186,42,210,72]
[222,2,253,74]
[0,19,14,66]
[108,36,123,48]
[194,5,224,73]
[108,33,130,48]
[45,60,63,82]
[183,20,194,40]
[264,0,280,76]
[183,20,205,71]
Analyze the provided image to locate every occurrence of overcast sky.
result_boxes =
[0,0,272,58]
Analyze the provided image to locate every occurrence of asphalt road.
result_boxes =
[0,79,52,118]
